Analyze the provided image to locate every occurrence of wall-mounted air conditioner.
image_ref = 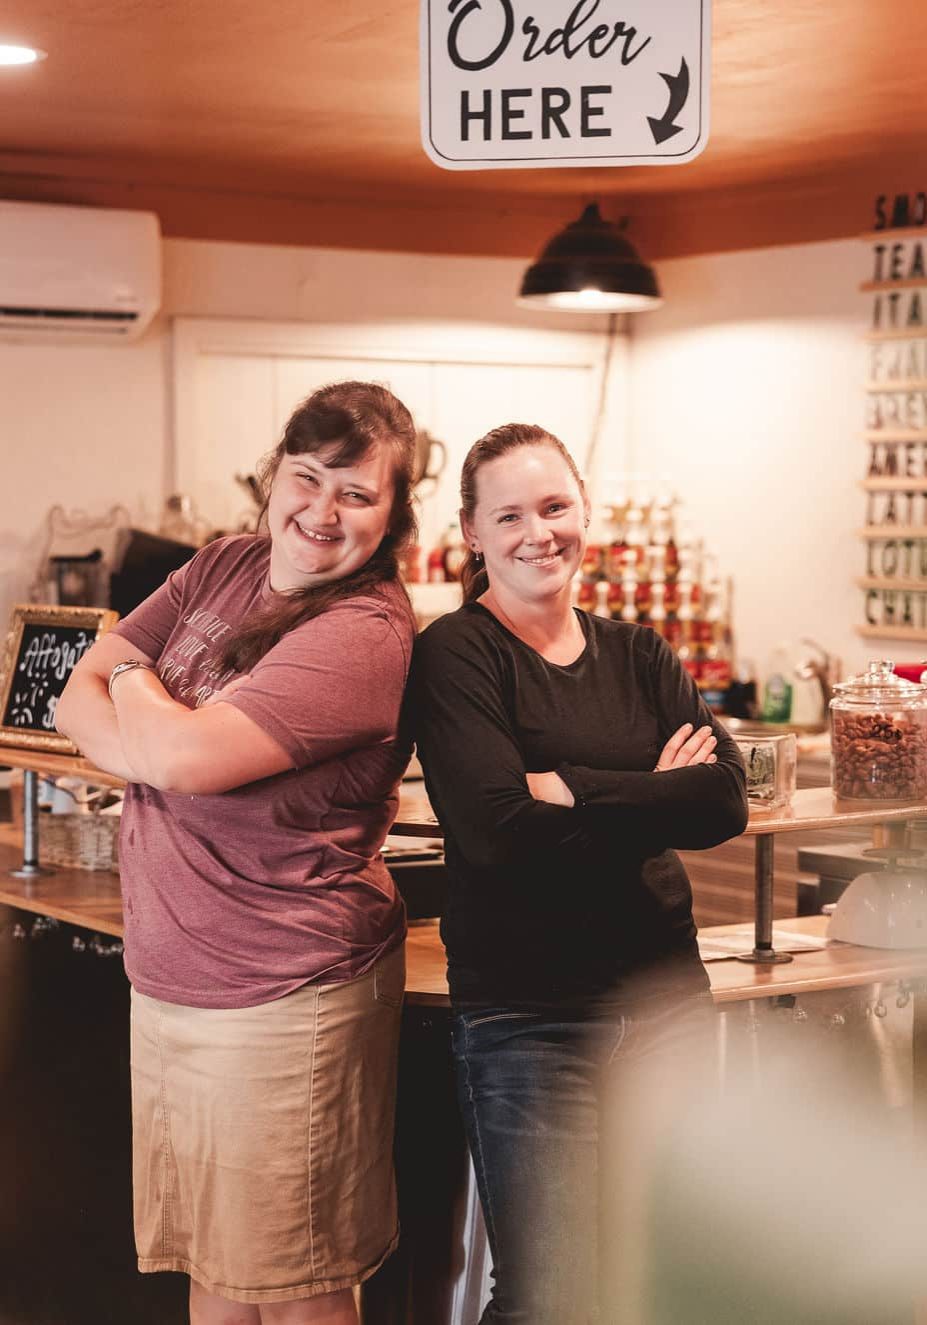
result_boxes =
[0,200,161,342]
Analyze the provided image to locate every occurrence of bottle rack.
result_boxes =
[577,491,734,707]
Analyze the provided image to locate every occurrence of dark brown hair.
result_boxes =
[218,381,417,673]
[458,422,584,603]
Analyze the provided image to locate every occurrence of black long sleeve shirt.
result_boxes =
[408,604,748,1006]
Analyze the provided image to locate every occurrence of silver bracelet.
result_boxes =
[108,659,154,700]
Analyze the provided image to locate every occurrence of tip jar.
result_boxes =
[830,659,927,803]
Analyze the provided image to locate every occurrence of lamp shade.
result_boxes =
[519,203,662,312]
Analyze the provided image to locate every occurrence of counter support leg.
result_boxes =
[10,769,52,880]
[735,832,792,965]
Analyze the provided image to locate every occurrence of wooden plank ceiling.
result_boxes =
[0,0,923,259]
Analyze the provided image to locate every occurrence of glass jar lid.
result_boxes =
[832,658,927,703]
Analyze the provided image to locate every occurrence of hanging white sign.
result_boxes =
[420,0,710,171]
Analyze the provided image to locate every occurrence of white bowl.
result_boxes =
[827,869,927,948]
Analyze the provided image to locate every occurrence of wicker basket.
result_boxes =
[39,811,120,872]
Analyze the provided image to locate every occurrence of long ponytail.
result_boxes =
[459,549,488,604]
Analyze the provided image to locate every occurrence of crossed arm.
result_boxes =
[411,626,747,870]
[55,632,293,795]
[526,722,718,805]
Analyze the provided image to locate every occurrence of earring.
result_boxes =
[473,550,483,563]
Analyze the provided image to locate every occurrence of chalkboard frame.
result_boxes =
[0,604,118,754]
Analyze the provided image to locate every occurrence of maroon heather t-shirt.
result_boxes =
[111,535,415,1009]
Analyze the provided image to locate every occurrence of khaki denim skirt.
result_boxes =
[130,943,405,1304]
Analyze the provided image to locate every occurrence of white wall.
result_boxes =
[2,225,889,690]
[0,335,168,615]
[165,242,628,545]
[628,237,880,685]
[0,237,627,631]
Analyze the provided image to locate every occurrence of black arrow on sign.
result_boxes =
[647,57,690,144]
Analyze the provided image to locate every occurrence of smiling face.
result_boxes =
[266,443,395,591]
[462,444,588,608]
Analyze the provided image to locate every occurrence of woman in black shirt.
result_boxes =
[409,424,747,1324]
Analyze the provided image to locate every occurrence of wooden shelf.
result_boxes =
[858,525,927,539]
[857,623,927,642]
[866,329,927,343]
[866,380,927,392]
[861,279,927,293]
[856,576,927,591]
[861,478,927,492]
[865,430,927,443]
[859,229,927,243]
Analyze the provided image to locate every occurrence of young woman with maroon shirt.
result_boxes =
[409,424,748,1324]
[57,382,418,1325]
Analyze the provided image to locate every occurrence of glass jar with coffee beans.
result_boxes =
[830,660,927,803]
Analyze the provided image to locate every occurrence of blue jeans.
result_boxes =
[452,991,716,1325]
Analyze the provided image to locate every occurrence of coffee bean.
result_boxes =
[832,710,927,800]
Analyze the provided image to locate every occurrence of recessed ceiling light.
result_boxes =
[0,44,47,66]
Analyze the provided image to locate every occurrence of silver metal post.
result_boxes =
[735,831,792,965]
[10,768,53,879]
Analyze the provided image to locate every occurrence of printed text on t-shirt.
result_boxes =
[158,610,236,707]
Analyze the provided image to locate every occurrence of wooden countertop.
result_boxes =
[404,915,927,1006]
[706,914,927,1003]
[0,825,124,937]
[0,827,923,1007]
[4,748,927,838]
[0,748,127,791]
[3,747,927,1005]
[0,748,443,833]
[738,786,927,835]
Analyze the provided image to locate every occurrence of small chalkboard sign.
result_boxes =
[0,604,118,754]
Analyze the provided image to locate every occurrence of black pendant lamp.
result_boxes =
[519,202,662,313]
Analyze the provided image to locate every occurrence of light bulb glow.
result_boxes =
[0,44,46,66]
[520,288,663,313]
